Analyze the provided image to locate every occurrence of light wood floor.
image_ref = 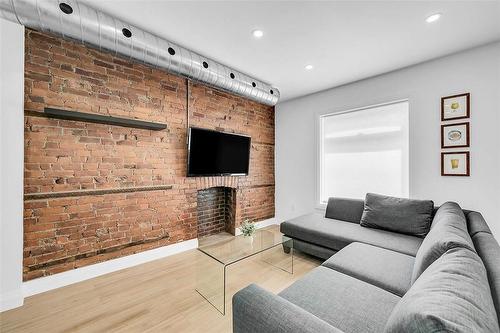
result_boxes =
[0,228,320,333]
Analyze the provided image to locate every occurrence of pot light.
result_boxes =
[426,13,442,23]
[305,64,314,70]
[252,29,264,38]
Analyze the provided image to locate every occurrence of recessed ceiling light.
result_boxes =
[305,64,314,70]
[252,29,264,38]
[425,13,442,23]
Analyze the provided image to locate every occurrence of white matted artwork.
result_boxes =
[441,93,470,121]
[441,152,470,176]
[441,122,469,148]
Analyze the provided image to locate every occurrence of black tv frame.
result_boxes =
[187,127,251,177]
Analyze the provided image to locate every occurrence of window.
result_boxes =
[319,101,409,204]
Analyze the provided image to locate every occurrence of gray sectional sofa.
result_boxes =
[233,195,500,333]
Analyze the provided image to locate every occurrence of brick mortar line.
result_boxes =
[26,233,170,272]
[24,185,174,201]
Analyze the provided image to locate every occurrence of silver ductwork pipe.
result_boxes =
[0,0,280,106]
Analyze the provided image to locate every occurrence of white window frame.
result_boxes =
[316,99,410,209]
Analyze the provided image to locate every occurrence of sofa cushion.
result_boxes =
[233,284,342,333]
[360,193,434,237]
[384,247,500,333]
[279,266,400,333]
[411,202,475,283]
[280,212,422,256]
[322,242,414,297]
[472,232,500,324]
[325,197,364,223]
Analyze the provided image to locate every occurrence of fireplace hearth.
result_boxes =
[196,187,236,238]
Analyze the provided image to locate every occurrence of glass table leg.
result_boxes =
[195,251,225,314]
[260,238,294,274]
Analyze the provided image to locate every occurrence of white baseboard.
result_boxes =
[19,217,279,302]
[0,289,24,312]
[235,217,279,235]
[23,238,198,298]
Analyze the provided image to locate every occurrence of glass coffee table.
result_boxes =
[196,228,293,315]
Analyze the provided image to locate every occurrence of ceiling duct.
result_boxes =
[0,0,280,106]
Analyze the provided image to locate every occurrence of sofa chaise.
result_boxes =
[232,194,500,333]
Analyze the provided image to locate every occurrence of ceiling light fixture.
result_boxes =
[252,29,264,38]
[305,64,314,70]
[425,13,442,23]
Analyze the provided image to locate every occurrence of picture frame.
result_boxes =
[441,151,470,176]
[441,93,470,121]
[441,122,470,148]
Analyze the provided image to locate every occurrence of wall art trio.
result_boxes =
[440,93,470,176]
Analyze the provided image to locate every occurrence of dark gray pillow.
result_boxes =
[360,193,434,237]
[325,197,364,223]
[466,211,492,236]
[385,247,500,333]
[411,201,475,283]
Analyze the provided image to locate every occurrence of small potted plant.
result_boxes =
[240,219,256,244]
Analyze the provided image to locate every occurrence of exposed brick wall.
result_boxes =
[23,29,275,280]
[196,187,235,238]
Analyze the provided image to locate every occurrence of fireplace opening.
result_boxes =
[197,187,236,238]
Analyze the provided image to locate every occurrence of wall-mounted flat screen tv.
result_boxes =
[187,127,251,177]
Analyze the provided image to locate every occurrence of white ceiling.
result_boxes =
[83,1,500,102]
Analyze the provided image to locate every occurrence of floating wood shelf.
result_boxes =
[24,184,174,201]
[43,107,167,130]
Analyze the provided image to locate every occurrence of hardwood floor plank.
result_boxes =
[1,232,320,333]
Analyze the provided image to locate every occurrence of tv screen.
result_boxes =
[187,127,251,176]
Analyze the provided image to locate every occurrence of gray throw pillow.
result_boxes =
[360,193,434,237]
[385,247,500,333]
[325,197,364,223]
[411,201,475,283]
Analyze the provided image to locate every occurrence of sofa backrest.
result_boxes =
[325,197,364,223]
[411,202,475,283]
[385,247,500,332]
[467,211,500,325]
[408,206,500,327]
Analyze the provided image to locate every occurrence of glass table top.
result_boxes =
[197,228,290,266]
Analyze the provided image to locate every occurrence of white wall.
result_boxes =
[276,42,500,237]
[0,18,25,311]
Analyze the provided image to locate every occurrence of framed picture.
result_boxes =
[441,151,470,176]
[441,93,470,121]
[441,122,469,148]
